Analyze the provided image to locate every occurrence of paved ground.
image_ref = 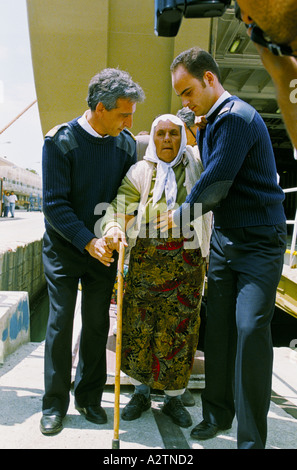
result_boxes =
[0,210,45,253]
[0,340,296,451]
[0,210,297,453]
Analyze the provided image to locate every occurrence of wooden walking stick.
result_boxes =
[112,241,125,449]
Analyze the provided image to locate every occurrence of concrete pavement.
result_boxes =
[0,210,45,253]
[0,210,297,450]
[0,339,296,450]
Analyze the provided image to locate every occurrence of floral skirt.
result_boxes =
[121,232,206,391]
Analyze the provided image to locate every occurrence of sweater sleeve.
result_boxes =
[42,138,95,252]
[173,113,254,226]
[100,175,141,235]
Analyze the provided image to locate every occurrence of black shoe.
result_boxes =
[75,403,107,424]
[121,393,151,421]
[40,414,63,435]
[181,388,195,407]
[162,397,192,428]
[190,420,231,440]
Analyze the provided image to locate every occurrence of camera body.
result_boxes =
[155,0,231,37]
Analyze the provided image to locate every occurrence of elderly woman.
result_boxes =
[101,114,211,428]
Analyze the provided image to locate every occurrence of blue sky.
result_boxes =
[0,0,43,175]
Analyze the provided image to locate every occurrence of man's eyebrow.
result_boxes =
[177,86,192,97]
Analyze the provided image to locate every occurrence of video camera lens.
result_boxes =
[234,1,242,21]
[155,0,232,37]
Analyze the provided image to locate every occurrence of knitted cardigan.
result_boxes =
[102,146,212,258]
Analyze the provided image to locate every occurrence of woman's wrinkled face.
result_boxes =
[153,120,181,163]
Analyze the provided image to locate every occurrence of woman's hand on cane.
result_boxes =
[105,227,128,253]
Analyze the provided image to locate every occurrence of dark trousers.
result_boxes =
[42,231,117,417]
[202,224,286,449]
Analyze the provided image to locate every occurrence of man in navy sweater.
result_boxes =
[40,68,145,435]
[157,47,287,449]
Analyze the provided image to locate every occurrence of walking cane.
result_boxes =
[112,241,125,449]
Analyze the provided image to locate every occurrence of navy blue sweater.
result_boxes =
[42,118,137,252]
[174,96,286,229]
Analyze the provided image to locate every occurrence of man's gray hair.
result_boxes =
[176,107,195,128]
[87,68,145,111]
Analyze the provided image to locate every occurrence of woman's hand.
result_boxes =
[196,115,208,130]
[105,227,128,253]
[154,210,177,232]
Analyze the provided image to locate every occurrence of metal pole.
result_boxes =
[112,242,125,449]
[0,100,37,135]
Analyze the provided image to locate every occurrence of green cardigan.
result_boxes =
[101,146,212,257]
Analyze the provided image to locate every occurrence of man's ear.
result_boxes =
[95,102,105,115]
[204,71,216,87]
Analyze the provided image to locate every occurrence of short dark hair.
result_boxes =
[176,107,195,127]
[87,68,145,111]
[170,47,221,83]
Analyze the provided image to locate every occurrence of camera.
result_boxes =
[155,0,232,37]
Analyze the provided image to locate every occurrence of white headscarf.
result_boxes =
[144,114,187,210]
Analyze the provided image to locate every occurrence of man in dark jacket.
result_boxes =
[157,47,286,449]
[40,68,144,435]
